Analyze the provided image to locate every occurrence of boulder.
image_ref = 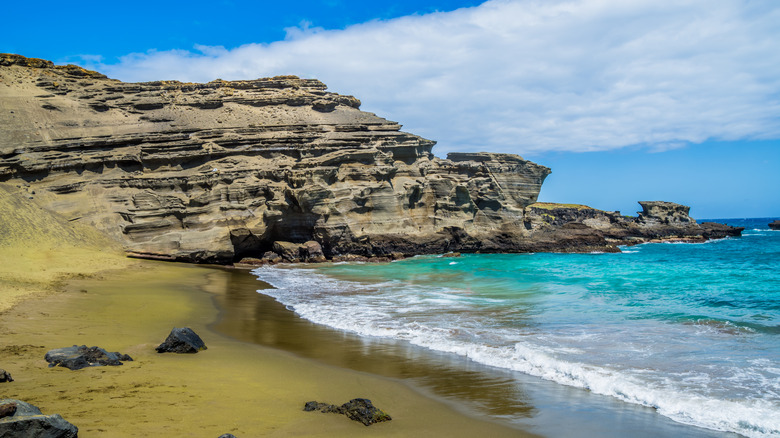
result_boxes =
[303,398,391,426]
[0,369,12,382]
[769,220,780,230]
[300,241,326,263]
[341,398,392,426]
[272,241,301,262]
[155,327,207,354]
[0,399,78,438]
[261,251,283,264]
[45,345,133,370]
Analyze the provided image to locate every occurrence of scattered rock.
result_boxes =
[235,257,265,266]
[442,252,461,258]
[261,251,283,264]
[0,369,12,382]
[341,398,392,426]
[769,220,780,230]
[45,345,133,370]
[331,254,370,263]
[303,401,341,414]
[0,399,78,437]
[303,398,391,426]
[155,327,207,354]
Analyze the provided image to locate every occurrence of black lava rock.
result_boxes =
[44,345,133,370]
[0,369,13,382]
[155,327,207,354]
[303,398,391,426]
[0,399,78,438]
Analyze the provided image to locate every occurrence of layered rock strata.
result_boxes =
[0,54,741,263]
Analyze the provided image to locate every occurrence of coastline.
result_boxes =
[0,259,531,437]
[242,254,763,438]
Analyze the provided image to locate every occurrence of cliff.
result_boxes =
[0,54,741,263]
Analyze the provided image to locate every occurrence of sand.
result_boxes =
[0,183,530,437]
[0,183,134,313]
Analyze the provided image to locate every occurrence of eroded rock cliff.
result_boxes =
[0,54,741,263]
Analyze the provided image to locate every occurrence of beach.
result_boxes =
[0,183,530,436]
[0,259,530,437]
[245,223,779,438]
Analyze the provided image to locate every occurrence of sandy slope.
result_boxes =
[0,183,134,313]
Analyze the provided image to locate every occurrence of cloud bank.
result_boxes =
[99,0,780,155]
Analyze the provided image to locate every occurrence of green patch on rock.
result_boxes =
[529,202,594,210]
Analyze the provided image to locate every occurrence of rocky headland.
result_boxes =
[0,54,742,264]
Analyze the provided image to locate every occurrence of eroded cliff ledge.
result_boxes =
[0,54,741,263]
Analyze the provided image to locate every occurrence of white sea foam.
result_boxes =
[252,265,780,438]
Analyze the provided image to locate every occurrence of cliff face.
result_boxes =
[0,55,740,263]
[0,54,554,263]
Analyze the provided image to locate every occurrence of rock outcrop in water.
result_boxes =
[523,201,742,251]
[0,54,741,262]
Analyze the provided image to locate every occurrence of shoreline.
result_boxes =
[241,259,748,438]
[0,258,531,437]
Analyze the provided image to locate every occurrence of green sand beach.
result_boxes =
[1,261,529,437]
[0,184,528,436]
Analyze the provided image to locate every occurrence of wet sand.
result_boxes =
[0,260,531,437]
[209,267,539,420]
[211,267,742,438]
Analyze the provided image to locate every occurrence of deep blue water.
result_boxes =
[253,218,780,437]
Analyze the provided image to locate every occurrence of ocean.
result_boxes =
[250,218,780,437]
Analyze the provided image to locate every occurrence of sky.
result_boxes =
[4,0,779,218]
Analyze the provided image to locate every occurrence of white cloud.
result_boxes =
[98,0,780,156]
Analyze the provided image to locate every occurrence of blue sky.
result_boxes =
[5,0,779,218]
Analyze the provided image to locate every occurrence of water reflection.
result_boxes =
[206,268,740,438]
[208,268,536,419]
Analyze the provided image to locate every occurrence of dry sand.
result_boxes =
[0,183,531,437]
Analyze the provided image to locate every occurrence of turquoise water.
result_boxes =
[253,218,780,437]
